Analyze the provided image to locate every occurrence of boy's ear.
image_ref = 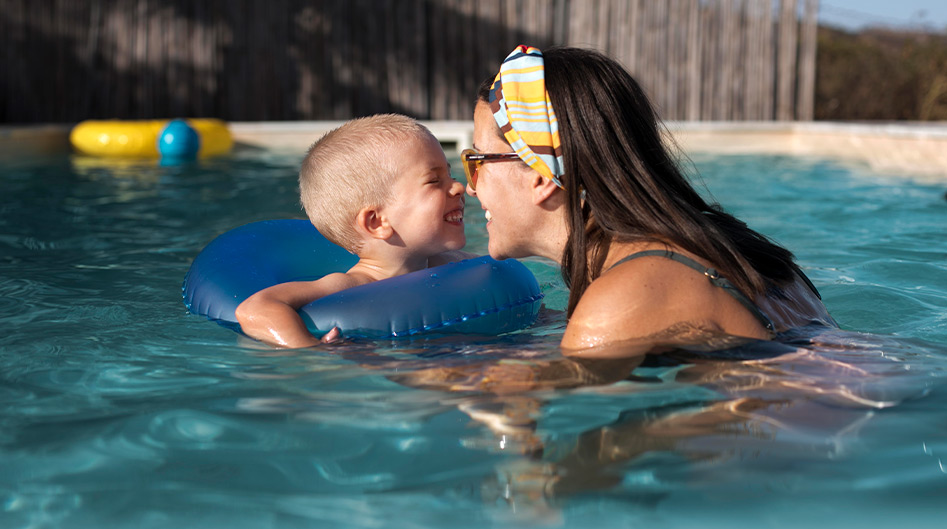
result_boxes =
[530,173,561,206]
[356,206,394,240]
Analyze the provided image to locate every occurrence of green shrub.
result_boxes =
[816,27,947,120]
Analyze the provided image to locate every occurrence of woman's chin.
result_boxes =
[487,242,515,261]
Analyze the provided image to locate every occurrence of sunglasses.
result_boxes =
[460,148,521,190]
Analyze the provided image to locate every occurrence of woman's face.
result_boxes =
[468,101,537,260]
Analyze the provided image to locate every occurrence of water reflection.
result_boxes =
[352,324,942,518]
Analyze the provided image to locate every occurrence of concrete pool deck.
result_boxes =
[3,121,946,179]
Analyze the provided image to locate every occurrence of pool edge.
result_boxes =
[2,120,946,179]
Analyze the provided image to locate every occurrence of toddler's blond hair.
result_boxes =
[299,114,439,253]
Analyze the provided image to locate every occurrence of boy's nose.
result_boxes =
[449,180,465,195]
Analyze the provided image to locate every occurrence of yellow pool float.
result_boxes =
[70,118,232,158]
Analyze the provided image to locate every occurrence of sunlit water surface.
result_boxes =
[1,148,946,528]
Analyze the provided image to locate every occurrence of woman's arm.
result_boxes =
[234,273,360,348]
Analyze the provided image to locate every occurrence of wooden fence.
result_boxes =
[0,0,818,123]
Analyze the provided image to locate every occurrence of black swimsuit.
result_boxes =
[607,250,777,333]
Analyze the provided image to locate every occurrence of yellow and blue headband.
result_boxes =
[488,45,565,188]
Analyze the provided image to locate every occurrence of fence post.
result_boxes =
[796,0,819,121]
[776,0,798,121]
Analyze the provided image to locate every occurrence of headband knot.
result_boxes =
[489,45,565,188]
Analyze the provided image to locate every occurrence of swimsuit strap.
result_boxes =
[608,249,776,333]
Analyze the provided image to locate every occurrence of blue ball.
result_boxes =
[158,119,201,159]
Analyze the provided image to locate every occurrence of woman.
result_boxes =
[463,45,835,357]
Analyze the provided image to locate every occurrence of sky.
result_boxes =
[819,0,947,31]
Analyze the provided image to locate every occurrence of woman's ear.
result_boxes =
[530,173,562,206]
[356,206,394,240]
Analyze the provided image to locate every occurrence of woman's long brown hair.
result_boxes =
[478,47,803,316]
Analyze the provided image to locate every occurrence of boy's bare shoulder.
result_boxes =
[428,250,478,267]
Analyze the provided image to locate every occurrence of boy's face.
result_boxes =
[383,134,466,256]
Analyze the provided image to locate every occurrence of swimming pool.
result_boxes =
[1,147,945,528]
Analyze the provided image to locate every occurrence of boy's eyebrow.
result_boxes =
[422,163,450,176]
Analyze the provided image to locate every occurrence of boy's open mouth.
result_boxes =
[444,209,464,223]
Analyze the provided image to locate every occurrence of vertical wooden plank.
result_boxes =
[474,0,503,91]
[639,1,654,102]
[760,0,774,120]
[627,0,641,75]
[450,0,477,119]
[228,0,245,119]
[665,0,675,119]
[504,0,520,48]
[385,0,426,117]
[776,0,797,120]
[167,0,182,118]
[595,0,610,51]
[550,0,566,44]
[675,0,691,119]
[685,0,700,120]
[292,0,313,119]
[716,0,732,120]
[205,0,218,117]
[731,0,746,121]
[524,0,551,48]
[609,0,629,70]
[431,0,448,119]
[413,0,428,117]
[653,0,668,114]
[743,0,758,120]
[705,1,724,121]
[522,0,546,48]
[429,0,448,119]
[106,0,125,117]
[796,0,818,120]
[71,0,94,119]
[51,0,66,119]
[333,0,354,119]
[566,0,591,48]
[359,0,384,115]
[1,0,19,120]
[100,1,114,118]
[290,0,311,119]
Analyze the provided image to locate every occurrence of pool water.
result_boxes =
[1,147,946,528]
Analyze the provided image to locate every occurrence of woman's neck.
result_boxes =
[532,206,570,263]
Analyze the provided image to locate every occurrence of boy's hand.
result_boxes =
[235,274,361,348]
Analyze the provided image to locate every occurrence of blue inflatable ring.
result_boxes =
[182,219,544,339]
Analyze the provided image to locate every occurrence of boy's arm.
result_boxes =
[428,250,478,267]
[235,273,359,348]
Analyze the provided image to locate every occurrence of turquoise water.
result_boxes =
[1,148,946,528]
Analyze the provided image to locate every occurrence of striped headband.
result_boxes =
[488,45,565,188]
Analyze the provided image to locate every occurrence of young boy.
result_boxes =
[235,114,471,347]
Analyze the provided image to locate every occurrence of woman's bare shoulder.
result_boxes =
[561,250,779,354]
[562,257,690,349]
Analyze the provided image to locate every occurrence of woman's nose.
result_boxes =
[465,183,477,197]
